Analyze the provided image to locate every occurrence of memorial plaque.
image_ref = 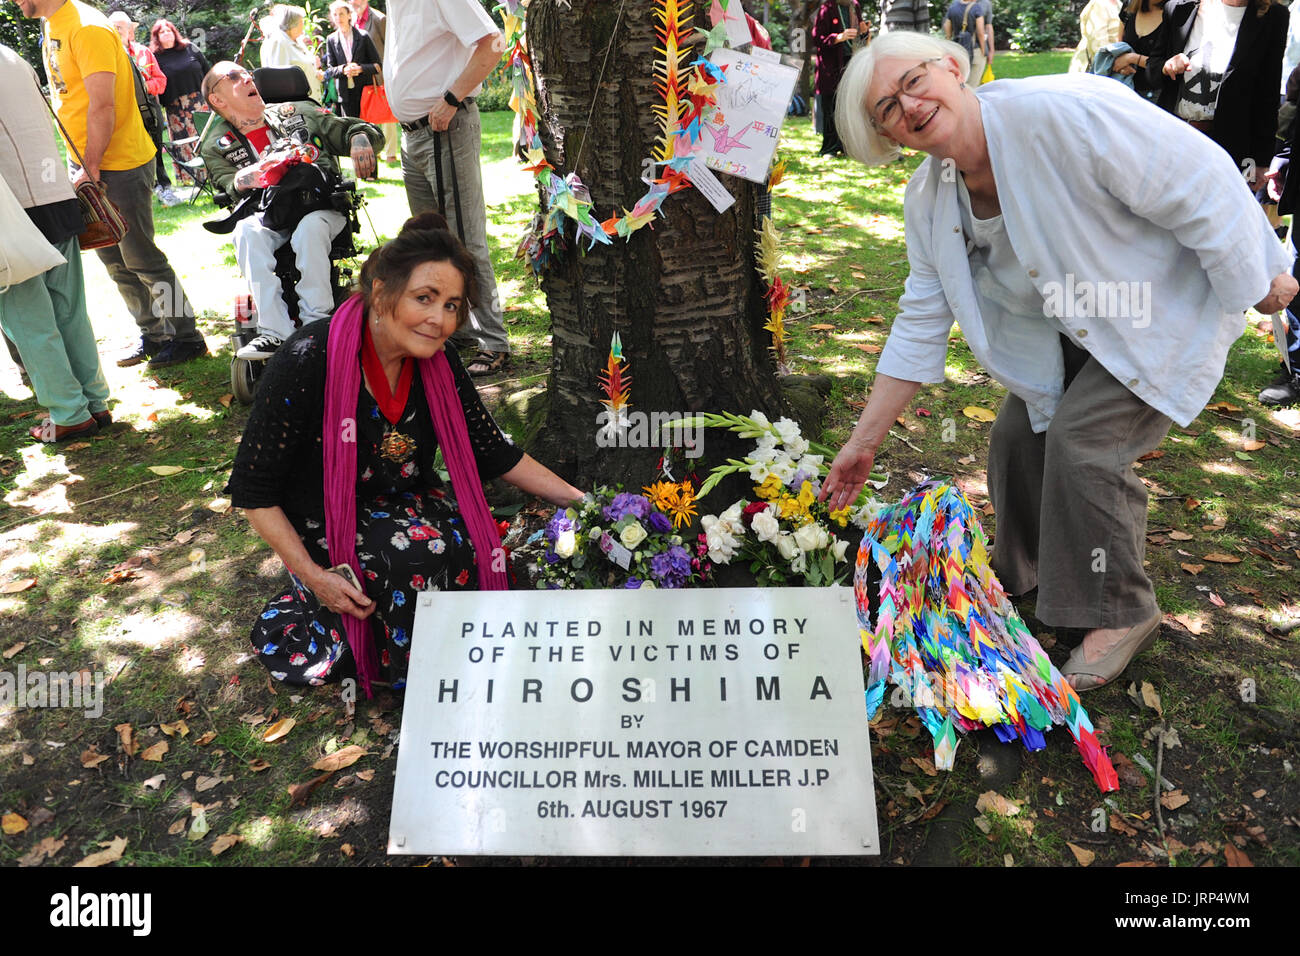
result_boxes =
[389,587,879,856]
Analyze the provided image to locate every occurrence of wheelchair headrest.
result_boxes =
[253,66,312,104]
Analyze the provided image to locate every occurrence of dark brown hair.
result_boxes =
[360,212,479,331]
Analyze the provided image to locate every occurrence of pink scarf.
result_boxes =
[322,294,509,696]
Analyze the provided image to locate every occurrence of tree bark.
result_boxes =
[527,0,788,486]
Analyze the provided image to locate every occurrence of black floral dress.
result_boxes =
[227,320,523,689]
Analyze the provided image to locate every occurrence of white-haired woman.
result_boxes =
[819,30,1295,691]
[260,3,323,102]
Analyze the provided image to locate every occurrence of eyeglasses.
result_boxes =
[870,59,943,130]
[212,68,252,95]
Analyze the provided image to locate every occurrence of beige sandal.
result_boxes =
[1061,610,1162,692]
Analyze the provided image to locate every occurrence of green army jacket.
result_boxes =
[199,100,383,197]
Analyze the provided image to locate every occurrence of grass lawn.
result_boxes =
[0,50,1296,869]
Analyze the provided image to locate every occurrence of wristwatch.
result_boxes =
[443,89,465,110]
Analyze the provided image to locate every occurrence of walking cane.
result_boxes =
[431,130,466,244]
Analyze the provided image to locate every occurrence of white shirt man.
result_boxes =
[383,0,511,376]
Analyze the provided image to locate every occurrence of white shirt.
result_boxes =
[876,74,1290,431]
[384,0,500,123]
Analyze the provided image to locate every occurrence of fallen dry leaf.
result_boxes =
[0,578,36,594]
[207,498,231,514]
[167,819,186,836]
[143,773,165,790]
[196,731,217,746]
[340,843,355,857]
[1171,613,1205,635]
[218,393,234,408]
[1208,592,1225,608]
[1140,681,1163,717]
[140,741,169,762]
[195,775,227,793]
[1117,861,1158,867]
[1137,450,1165,461]
[975,790,1022,817]
[147,465,186,476]
[1179,563,1204,575]
[1253,788,1267,799]
[1169,530,1193,541]
[1203,552,1243,564]
[2,812,28,834]
[287,771,332,808]
[1242,439,1266,452]
[1067,842,1096,866]
[1110,813,1139,836]
[1206,401,1243,413]
[908,756,938,777]
[355,769,375,782]
[210,833,242,856]
[312,744,369,772]
[247,759,271,773]
[63,441,92,451]
[73,835,127,867]
[1160,789,1190,810]
[850,343,883,354]
[159,720,189,738]
[262,717,296,743]
[807,323,834,331]
[962,406,997,423]
[80,747,110,769]
[21,753,34,766]
[17,835,66,867]
[3,642,27,660]
[1224,843,1253,867]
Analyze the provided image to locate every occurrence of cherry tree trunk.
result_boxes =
[527,0,788,486]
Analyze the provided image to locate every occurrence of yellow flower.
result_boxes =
[642,480,678,512]
[754,474,783,500]
[830,505,852,527]
[669,493,697,529]
[798,481,816,510]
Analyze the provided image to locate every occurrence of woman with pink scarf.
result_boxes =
[228,213,582,692]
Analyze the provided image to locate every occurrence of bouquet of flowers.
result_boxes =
[534,484,714,590]
[683,411,886,587]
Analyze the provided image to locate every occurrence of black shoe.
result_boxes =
[117,338,164,368]
[148,338,209,369]
[1258,368,1300,406]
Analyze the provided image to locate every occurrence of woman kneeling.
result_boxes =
[228,213,582,691]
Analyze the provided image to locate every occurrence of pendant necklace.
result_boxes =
[361,323,418,465]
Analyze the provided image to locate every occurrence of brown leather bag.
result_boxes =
[35,75,130,250]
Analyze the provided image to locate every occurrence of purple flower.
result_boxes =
[623,577,643,589]
[649,545,693,589]
[603,493,651,522]
[545,511,580,543]
[647,511,672,534]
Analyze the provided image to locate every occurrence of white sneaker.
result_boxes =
[236,332,284,360]
[154,185,181,207]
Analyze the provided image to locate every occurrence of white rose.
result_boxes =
[833,538,850,562]
[619,521,648,550]
[751,509,781,542]
[774,533,799,560]
[721,500,745,524]
[555,529,577,558]
[793,523,826,553]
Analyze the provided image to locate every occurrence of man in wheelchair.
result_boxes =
[199,62,382,360]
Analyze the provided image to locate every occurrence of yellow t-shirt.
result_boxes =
[43,0,155,171]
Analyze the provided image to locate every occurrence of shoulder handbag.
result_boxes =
[360,81,396,125]
[0,173,67,292]
[33,75,129,251]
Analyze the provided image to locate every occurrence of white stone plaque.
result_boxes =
[388,587,879,856]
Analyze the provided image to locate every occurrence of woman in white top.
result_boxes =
[821,30,1294,691]
[1069,0,1123,72]
[260,4,323,102]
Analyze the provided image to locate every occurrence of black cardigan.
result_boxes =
[1148,0,1287,170]
[323,29,381,89]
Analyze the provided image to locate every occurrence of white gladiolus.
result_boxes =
[773,416,801,445]
[751,509,781,542]
[833,538,850,562]
[750,410,771,428]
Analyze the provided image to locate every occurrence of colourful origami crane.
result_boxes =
[855,480,1120,793]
